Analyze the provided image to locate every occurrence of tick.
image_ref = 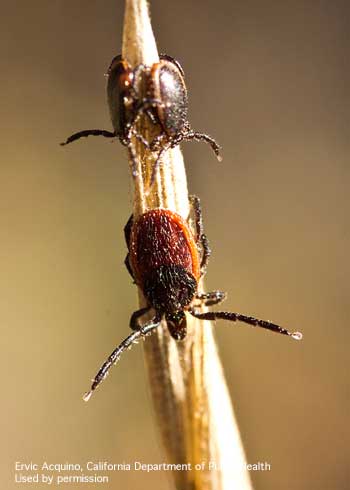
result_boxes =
[61,54,222,187]
[83,196,302,401]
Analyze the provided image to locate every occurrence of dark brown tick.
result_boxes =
[83,196,302,401]
[61,54,222,188]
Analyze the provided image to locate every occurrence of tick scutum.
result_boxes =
[107,55,134,139]
[151,57,188,137]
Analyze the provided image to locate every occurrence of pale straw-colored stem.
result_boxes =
[122,1,252,488]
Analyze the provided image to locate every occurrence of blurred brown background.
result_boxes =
[1,1,349,489]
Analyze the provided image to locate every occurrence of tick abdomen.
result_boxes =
[129,209,200,287]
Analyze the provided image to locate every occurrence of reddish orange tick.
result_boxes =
[83,196,302,401]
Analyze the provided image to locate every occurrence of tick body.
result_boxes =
[107,54,188,144]
[83,196,302,401]
[61,54,221,187]
[126,208,201,340]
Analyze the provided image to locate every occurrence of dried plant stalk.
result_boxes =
[122,1,252,489]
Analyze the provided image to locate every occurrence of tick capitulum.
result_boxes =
[61,54,222,188]
[83,196,302,401]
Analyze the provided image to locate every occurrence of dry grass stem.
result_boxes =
[122,1,252,488]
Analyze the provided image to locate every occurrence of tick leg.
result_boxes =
[83,314,161,401]
[127,141,139,178]
[185,130,222,161]
[124,215,133,246]
[199,234,211,276]
[124,216,134,280]
[149,133,167,151]
[129,307,152,330]
[189,195,203,239]
[189,195,211,275]
[124,119,156,179]
[144,134,169,190]
[133,98,165,126]
[148,142,170,190]
[118,126,139,177]
[60,129,116,146]
[124,254,135,281]
[189,308,302,340]
[195,290,227,307]
[123,99,165,179]
[129,127,151,148]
